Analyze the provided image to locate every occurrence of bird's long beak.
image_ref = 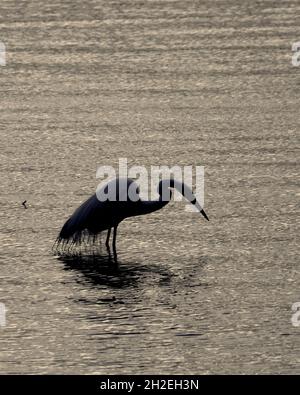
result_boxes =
[193,199,209,221]
[200,208,209,221]
[170,179,209,221]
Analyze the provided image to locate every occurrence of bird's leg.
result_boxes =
[112,226,117,254]
[105,227,111,249]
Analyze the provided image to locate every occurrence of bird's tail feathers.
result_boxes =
[53,228,103,254]
[54,197,103,253]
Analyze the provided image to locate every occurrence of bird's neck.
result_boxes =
[136,199,169,216]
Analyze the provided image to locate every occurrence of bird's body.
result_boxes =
[56,177,208,253]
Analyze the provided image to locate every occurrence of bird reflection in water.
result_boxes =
[56,250,173,290]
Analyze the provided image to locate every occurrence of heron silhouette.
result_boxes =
[56,177,208,254]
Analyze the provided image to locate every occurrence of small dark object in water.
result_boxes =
[22,200,27,209]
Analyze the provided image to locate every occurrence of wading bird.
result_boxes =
[56,178,208,254]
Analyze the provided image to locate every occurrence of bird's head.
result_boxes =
[158,179,209,221]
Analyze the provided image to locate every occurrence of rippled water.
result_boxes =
[0,0,299,374]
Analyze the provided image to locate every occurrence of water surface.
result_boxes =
[0,0,299,374]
